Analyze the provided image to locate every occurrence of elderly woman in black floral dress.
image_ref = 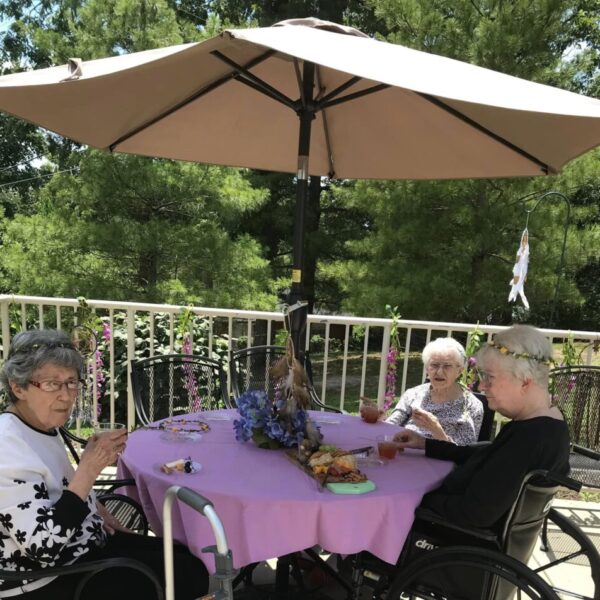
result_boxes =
[0,329,208,599]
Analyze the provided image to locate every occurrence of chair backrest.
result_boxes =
[472,391,496,442]
[131,354,229,425]
[500,471,559,563]
[549,366,600,451]
[230,345,286,401]
[230,345,342,413]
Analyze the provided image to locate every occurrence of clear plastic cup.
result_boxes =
[94,422,126,435]
[377,435,398,460]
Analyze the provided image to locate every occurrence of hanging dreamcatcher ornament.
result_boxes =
[69,325,99,427]
[232,304,322,451]
[508,228,530,310]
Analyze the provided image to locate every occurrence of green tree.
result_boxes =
[210,0,384,312]
[0,150,279,308]
[325,0,600,327]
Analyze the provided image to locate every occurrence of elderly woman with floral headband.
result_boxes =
[0,329,208,599]
[395,324,569,530]
[380,337,483,445]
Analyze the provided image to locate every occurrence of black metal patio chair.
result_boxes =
[473,391,496,442]
[0,557,164,600]
[534,365,600,600]
[130,353,230,426]
[549,365,600,487]
[230,345,342,413]
[60,427,149,536]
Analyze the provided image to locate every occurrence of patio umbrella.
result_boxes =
[2,17,600,353]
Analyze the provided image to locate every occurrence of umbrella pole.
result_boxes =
[289,61,316,361]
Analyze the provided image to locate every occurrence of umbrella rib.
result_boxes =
[417,92,553,175]
[320,83,390,110]
[318,75,363,106]
[211,50,296,110]
[108,49,276,151]
[231,75,296,111]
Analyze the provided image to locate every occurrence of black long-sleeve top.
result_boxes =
[421,416,570,530]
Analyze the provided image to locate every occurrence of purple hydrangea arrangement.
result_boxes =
[233,389,317,449]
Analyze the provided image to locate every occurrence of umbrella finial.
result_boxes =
[61,58,83,82]
[273,17,368,38]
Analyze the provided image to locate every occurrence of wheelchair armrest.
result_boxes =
[468,441,492,449]
[414,507,498,542]
[573,444,600,461]
[540,471,582,492]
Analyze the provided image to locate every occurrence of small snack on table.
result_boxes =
[160,456,196,474]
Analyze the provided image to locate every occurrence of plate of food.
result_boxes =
[287,444,374,493]
[308,449,368,483]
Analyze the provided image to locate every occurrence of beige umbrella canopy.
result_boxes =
[2,17,600,349]
[2,19,600,179]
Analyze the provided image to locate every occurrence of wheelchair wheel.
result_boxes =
[535,508,600,600]
[387,546,560,600]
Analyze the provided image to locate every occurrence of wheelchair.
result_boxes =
[347,469,600,600]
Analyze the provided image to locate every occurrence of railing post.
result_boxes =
[377,323,391,408]
[0,297,10,360]
[126,309,136,430]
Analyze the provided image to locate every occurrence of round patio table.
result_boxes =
[118,409,453,571]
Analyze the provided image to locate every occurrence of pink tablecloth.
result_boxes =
[118,410,453,571]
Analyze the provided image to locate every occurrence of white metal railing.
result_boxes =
[0,294,598,428]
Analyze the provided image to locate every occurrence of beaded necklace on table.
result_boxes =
[141,417,211,433]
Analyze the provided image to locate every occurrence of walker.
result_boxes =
[163,486,236,600]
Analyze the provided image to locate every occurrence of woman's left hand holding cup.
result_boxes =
[69,425,127,502]
[91,423,127,464]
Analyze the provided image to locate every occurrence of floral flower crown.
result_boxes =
[487,341,554,366]
[8,342,76,358]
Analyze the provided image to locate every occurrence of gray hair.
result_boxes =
[476,325,553,388]
[0,329,84,403]
[422,337,467,368]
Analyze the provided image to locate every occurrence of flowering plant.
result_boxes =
[460,323,485,390]
[383,305,402,412]
[233,389,314,449]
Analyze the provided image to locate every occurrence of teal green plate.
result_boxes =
[326,480,376,494]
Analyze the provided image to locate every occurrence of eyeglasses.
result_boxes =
[476,370,496,384]
[427,362,461,371]
[29,379,85,393]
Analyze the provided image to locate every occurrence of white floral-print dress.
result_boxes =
[385,383,483,445]
[0,413,106,597]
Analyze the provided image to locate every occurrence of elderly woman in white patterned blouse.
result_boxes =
[385,338,483,445]
[0,329,208,600]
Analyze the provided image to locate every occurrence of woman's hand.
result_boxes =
[68,430,127,501]
[411,408,450,441]
[393,429,426,450]
[96,501,133,535]
[80,430,127,476]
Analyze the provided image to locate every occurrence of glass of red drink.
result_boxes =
[377,435,398,460]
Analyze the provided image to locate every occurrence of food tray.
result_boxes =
[285,450,368,485]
